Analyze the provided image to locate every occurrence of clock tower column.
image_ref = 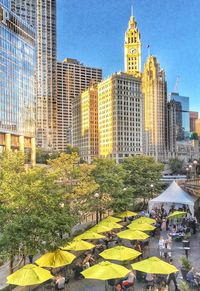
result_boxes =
[124,14,141,77]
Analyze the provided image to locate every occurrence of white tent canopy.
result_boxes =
[148,181,198,216]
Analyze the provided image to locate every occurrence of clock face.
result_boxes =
[130,48,136,54]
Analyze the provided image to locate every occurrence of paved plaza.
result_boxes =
[1,227,200,291]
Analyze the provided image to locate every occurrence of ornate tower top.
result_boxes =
[124,12,141,77]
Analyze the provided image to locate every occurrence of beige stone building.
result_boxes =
[57,58,102,150]
[72,84,99,163]
[142,56,168,161]
[98,72,143,163]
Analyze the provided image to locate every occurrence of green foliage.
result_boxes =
[180,256,191,271]
[0,152,75,264]
[122,155,164,207]
[168,158,184,174]
[91,159,131,213]
[178,280,190,291]
[190,132,198,140]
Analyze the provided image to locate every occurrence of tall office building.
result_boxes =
[0,0,36,163]
[98,72,143,163]
[57,58,102,150]
[72,83,99,163]
[167,101,176,155]
[11,0,35,27]
[11,0,57,149]
[190,111,198,132]
[124,14,141,77]
[36,0,57,149]
[170,93,190,140]
[142,56,167,160]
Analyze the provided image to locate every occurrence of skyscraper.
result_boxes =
[190,111,198,132]
[57,58,102,150]
[11,0,57,149]
[0,0,36,163]
[170,93,190,140]
[72,83,99,163]
[124,14,141,77]
[98,72,143,163]
[142,56,167,160]
[36,0,57,149]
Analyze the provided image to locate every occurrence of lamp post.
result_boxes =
[150,184,154,199]
[94,192,100,224]
[186,167,189,180]
[188,164,192,179]
[193,160,198,178]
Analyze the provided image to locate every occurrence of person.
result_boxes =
[161,219,167,231]
[166,235,172,258]
[122,270,136,288]
[158,236,165,257]
[54,274,65,290]
[186,267,198,286]
[145,273,154,289]
[166,259,178,290]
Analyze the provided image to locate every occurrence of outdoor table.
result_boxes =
[183,247,190,259]
[169,233,185,241]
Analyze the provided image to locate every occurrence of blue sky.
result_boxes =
[57,0,200,113]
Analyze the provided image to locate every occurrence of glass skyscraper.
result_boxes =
[170,93,190,140]
[11,0,57,149]
[0,0,36,162]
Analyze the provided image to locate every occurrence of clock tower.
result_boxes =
[124,14,141,77]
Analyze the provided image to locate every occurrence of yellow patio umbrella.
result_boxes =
[75,231,106,240]
[128,222,156,232]
[117,210,137,218]
[133,217,156,224]
[62,239,95,251]
[131,257,178,274]
[98,220,122,229]
[117,229,149,240]
[7,264,53,286]
[101,216,121,223]
[35,249,76,268]
[167,211,187,219]
[99,245,141,261]
[81,261,130,280]
[90,224,113,233]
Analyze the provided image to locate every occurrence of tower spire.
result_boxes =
[131,5,133,17]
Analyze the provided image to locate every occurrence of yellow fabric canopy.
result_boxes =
[117,229,149,240]
[99,245,141,261]
[62,239,95,251]
[81,261,130,280]
[131,256,178,274]
[35,249,76,268]
[98,220,122,229]
[128,222,156,231]
[76,231,105,240]
[167,211,187,219]
[101,216,121,223]
[90,224,113,233]
[7,264,53,286]
[133,217,156,224]
[117,210,137,218]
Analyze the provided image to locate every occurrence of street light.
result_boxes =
[186,167,189,180]
[193,160,198,178]
[94,192,100,224]
[150,184,154,198]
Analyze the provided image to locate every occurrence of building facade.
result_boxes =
[72,83,98,163]
[190,111,198,133]
[142,56,167,161]
[98,72,143,163]
[170,93,190,140]
[194,119,200,137]
[57,58,102,150]
[167,101,176,156]
[11,0,57,149]
[124,14,141,77]
[0,0,36,163]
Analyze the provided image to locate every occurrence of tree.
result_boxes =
[48,152,98,219]
[122,156,164,208]
[0,152,75,273]
[190,132,198,140]
[91,159,130,214]
[168,158,184,174]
